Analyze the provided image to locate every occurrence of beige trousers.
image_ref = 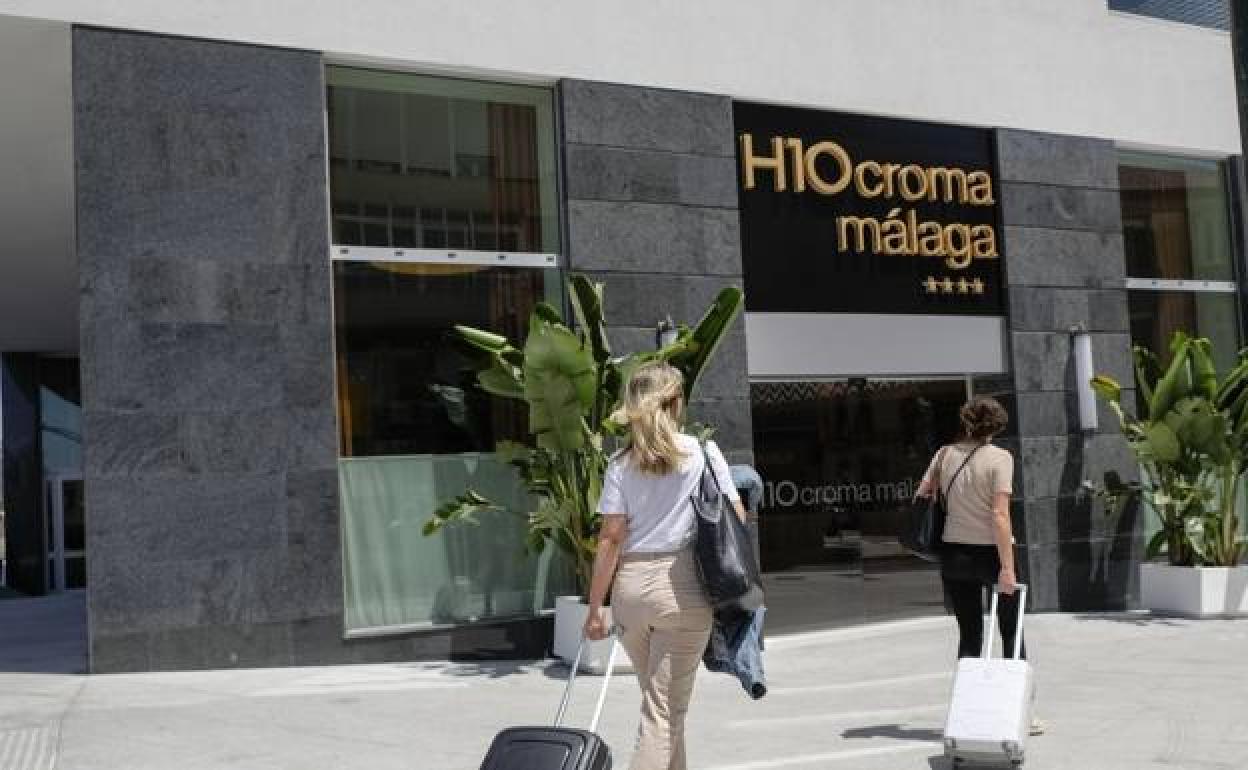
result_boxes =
[612,548,713,770]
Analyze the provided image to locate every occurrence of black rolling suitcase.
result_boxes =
[479,636,619,770]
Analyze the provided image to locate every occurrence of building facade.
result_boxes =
[0,1,1242,671]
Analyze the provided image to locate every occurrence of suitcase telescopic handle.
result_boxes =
[554,630,619,733]
[983,583,1027,660]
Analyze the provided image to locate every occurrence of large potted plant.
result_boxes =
[423,274,744,668]
[1093,331,1248,617]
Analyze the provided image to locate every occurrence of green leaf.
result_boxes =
[1090,375,1122,405]
[1144,422,1181,464]
[1189,338,1218,400]
[453,325,512,353]
[568,274,611,365]
[477,362,526,400]
[1215,357,1248,408]
[661,287,744,402]
[1133,345,1159,406]
[523,313,596,451]
[424,490,501,536]
[533,302,565,325]
[1145,529,1168,560]
[1149,336,1192,421]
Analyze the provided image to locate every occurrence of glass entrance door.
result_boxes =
[46,474,85,592]
[750,378,968,634]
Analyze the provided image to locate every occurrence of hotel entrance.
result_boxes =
[750,378,969,634]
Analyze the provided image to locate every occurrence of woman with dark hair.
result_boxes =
[917,398,1026,640]
[917,396,1042,734]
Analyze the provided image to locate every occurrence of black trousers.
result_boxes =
[941,543,1026,660]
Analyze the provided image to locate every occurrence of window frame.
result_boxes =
[1119,149,1245,357]
[325,65,563,268]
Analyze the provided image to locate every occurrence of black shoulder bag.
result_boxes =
[900,445,980,562]
[691,445,764,614]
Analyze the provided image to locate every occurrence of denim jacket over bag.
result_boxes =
[703,606,767,699]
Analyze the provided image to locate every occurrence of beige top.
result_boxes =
[922,441,1014,545]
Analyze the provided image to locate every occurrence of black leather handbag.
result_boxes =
[900,445,980,562]
[691,445,764,614]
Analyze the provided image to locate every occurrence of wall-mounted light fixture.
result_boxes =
[656,316,678,349]
[1071,325,1098,432]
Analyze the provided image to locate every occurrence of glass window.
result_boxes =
[327,70,570,633]
[333,262,560,457]
[1128,290,1241,375]
[327,67,559,254]
[750,378,967,634]
[1120,153,1234,282]
[1119,151,1241,371]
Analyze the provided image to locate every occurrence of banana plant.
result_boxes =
[423,274,745,595]
[1093,331,1248,567]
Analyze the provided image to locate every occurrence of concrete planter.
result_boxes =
[552,596,630,674]
[1140,563,1248,618]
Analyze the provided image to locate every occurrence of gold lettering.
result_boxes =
[971,225,999,258]
[740,134,786,192]
[838,216,881,253]
[785,138,806,193]
[906,208,919,255]
[882,163,901,198]
[854,160,884,197]
[927,167,969,203]
[944,223,973,269]
[881,208,907,255]
[805,141,852,195]
[968,171,994,205]
[898,165,927,202]
[918,221,943,256]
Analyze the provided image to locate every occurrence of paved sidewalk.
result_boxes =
[1,596,1246,769]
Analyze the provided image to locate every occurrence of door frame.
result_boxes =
[45,472,84,593]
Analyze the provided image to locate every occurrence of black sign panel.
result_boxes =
[735,102,1005,316]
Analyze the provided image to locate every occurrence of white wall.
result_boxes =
[0,0,1239,155]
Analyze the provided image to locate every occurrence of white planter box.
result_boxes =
[552,596,632,674]
[1140,563,1248,618]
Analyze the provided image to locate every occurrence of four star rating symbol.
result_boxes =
[924,275,985,295]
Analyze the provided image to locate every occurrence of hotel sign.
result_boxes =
[735,103,1004,316]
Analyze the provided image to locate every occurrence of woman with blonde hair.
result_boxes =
[584,361,745,770]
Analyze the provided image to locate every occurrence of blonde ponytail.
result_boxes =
[612,362,688,475]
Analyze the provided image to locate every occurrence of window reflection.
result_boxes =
[1119,153,1233,282]
[327,68,558,254]
[750,379,966,634]
[333,262,558,457]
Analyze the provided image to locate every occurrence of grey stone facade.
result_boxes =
[996,130,1143,612]
[75,28,345,671]
[559,80,754,464]
[75,29,559,672]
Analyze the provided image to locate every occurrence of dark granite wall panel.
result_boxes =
[561,81,753,464]
[997,129,1141,612]
[74,28,346,671]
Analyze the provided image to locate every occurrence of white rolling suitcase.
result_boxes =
[943,584,1034,767]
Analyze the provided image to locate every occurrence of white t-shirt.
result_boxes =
[597,434,741,554]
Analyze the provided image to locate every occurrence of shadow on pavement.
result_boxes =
[842,723,943,743]
[1070,612,1191,627]
[927,756,952,770]
[438,660,535,679]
